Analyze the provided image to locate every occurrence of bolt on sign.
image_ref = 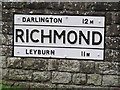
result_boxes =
[13,14,105,60]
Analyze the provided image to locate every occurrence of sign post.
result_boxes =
[13,14,105,60]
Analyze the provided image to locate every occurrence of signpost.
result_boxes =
[13,14,105,60]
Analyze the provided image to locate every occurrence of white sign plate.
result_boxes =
[14,14,105,27]
[13,14,105,60]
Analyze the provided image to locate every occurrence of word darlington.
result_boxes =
[22,17,62,23]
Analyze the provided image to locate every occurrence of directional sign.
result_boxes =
[13,14,105,60]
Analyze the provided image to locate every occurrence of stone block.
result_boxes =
[59,9,82,15]
[102,75,119,86]
[117,65,120,73]
[45,2,64,10]
[58,60,80,72]
[8,69,33,81]
[105,37,120,49]
[0,56,6,68]
[0,34,7,45]
[105,49,120,62]
[0,68,2,82]
[0,21,1,26]
[7,57,23,69]
[1,45,13,56]
[0,57,1,68]
[2,81,30,88]
[12,81,30,88]
[88,2,119,11]
[105,12,113,25]
[2,22,12,34]
[23,58,48,70]
[87,74,102,85]
[0,34,13,45]
[82,86,109,90]
[6,35,13,45]
[52,72,71,84]
[115,12,120,24]
[2,2,26,9]
[106,24,120,37]
[0,12,1,21]
[62,2,85,11]
[95,62,118,75]
[2,80,15,86]
[0,25,2,34]
[72,73,86,85]
[2,10,13,22]
[85,2,95,11]
[33,71,51,82]
[2,69,8,80]
[80,61,95,74]
[29,82,56,88]
[26,2,49,9]
[48,59,80,72]
[57,84,83,90]
[105,12,120,25]
[82,11,105,16]
[110,87,120,90]
[25,2,85,11]
[48,59,58,71]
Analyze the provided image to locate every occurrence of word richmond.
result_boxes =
[15,28,103,45]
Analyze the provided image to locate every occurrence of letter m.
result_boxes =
[53,30,65,44]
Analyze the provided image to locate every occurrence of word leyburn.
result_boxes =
[14,14,105,60]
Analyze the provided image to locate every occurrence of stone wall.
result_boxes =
[1,1,120,90]
[0,1,2,89]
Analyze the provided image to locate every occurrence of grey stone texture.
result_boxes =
[33,71,51,82]
[105,49,120,62]
[1,1,120,89]
[48,59,58,71]
[57,60,80,72]
[0,68,2,82]
[1,45,12,56]
[52,72,71,84]
[110,87,120,90]
[85,2,119,11]
[2,69,9,80]
[2,22,12,34]
[48,59,80,72]
[7,57,23,69]
[0,34,6,45]
[106,24,120,37]
[8,69,33,81]
[0,56,6,68]
[87,74,102,86]
[10,81,30,88]
[23,58,48,70]
[102,75,119,86]
[72,73,86,85]
[2,80,17,87]
[29,83,56,89]
[82,86,110,90]
[95,62,119,75]
[80,61,95,74]
[106,37,120,49]
[57,84,83,90]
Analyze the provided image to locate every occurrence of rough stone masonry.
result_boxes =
[0,1,120,90]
